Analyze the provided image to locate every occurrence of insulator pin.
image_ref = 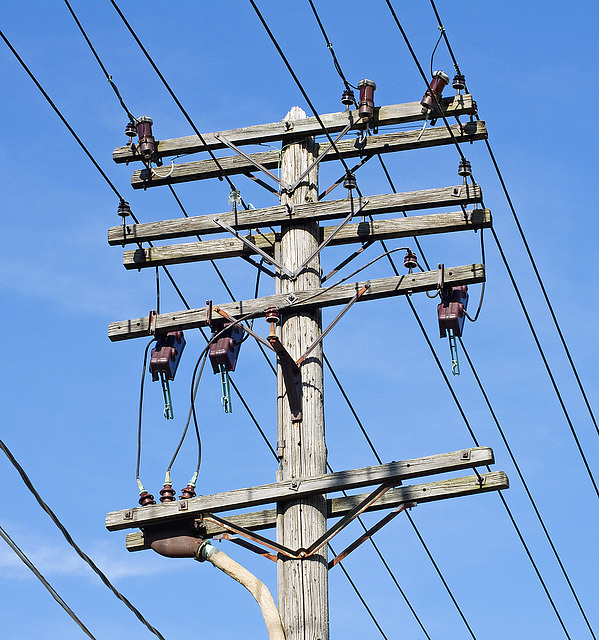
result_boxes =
[117,201,132,219]
[458,159,472,178]
[404,250,418,271]
[179,484,196,500]
[265,307,280,325]
[136,115,156,161]
[138,490,156,507]
[341,88,355,107]
[159,484,176,503]
[452,73,466,91]
[421,71,450,112]
[343,172,357,190]
[125,121,137,142]
[357,79,376,120]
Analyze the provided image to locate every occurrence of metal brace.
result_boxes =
[297,282,371,365]
[214,133,292,191]
[267,332,302,422]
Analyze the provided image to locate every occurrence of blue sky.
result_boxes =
[1,1,598,639]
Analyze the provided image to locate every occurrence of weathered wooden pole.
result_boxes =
[276,106,328,640]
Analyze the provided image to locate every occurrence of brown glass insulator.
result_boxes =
[117,200,131,218]
[357,79,376,120]
[452,73,466,91]
[341,88,355,106]
[179,484,196,500]
[421,71,450,111]
[265,307,280,325]
[136,115,156,161]
[138,490,156,507]
[404,250,418,271]
[458,159,472,178]
[343,172,357,190]
[125,121,137,141]
[159,484,177,502]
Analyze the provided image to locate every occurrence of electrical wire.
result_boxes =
[0,525,98,640]
[490,227,599,500]
[62,0,137,123]
[136,338,156,486]
[484,138,598,436]
[108,0,247,199]
[459,338,597,639]
[306,0,355,92]
[248,0,359,191]
[0,437,167,640]
[0,28,125,204]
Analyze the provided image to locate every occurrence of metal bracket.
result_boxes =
[213,306,275,352]
[267,333,302,422]
[297,282,370,366]
[288,198,369,279]
[212,217,295,279]
[201,481,396,561]
[214,133,291,191]
[284,121,354,194]
[214,199,368,281]
[328,501,416,569]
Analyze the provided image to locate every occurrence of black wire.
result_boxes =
[62,0,137,123]
[427,0,465,79]
[430,29,444,78]
[0,437,167,640]
[0,525,98,640]
[491,227,599,500]
[329,543,390,640]
[376,159,577,638]
[484,138,598,436]
[382,0,466,161]
[248,0,358,188]
[0,28,125,204]
[459,338,597,639]
[108,0,241,194]
[306,0,355,92]
[136,338,156,484]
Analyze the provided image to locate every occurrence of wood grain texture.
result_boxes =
[129,121,487,189]
[108,185,483,246]
[113,95,475,164]
[106,446,495,531]
[124,471,508,552]
[122,209,492,269]
[108,263,485,341]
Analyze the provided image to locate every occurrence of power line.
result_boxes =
[0,28,124,204]
[459,338,597,639]
[248,0,358,187]
[490,226,599,500]
[0,524,98,640]
[0,436,167,640]
[108,0,243,196]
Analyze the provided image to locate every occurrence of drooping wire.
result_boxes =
[306,0,355,92]
[459,338,597,639]
[0,28,124,203]
[382,0,466,161]
[108,0,246,199]
[62,0,137,123]
[248,0,359,192]
[0,437,167,640]
[490,227,599,500]
[427,0,466,81]
[136,338,155,487]
[0,525,98,640]
[429,27,444,78]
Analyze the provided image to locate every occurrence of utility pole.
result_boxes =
[105,92,508,640]
[277,106,328,640]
